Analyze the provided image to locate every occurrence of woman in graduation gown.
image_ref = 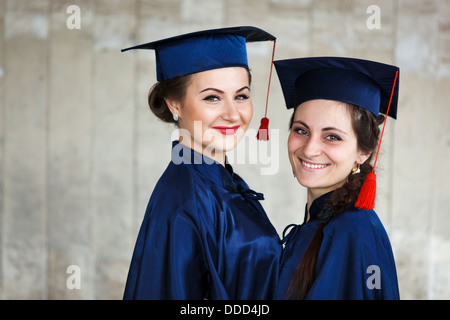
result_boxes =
[120,27,282,300]
[273,57,400,300]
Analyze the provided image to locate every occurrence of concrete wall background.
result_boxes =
[1,0,449,299]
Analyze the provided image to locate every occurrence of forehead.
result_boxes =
[189,67,249,87]
[294,99,353,128]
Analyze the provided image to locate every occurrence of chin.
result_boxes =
[219,140,239,153]
[221,135,245,152]
[295,174,323,189]
[296,178,313,189]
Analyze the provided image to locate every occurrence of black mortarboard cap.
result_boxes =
[122,26,276,81]
[274,57,400,119]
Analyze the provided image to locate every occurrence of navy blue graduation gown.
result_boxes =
[276,192,399,300]
[123,142,282,300]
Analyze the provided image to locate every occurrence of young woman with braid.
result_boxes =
[274,57,400,300]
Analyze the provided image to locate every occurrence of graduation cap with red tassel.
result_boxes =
[355,69,399,210]
[121,26,277,142]
[122,26,276,81]
[273,57,400,210]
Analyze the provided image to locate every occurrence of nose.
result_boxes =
[302,135,322,158]
[221,100,240,122]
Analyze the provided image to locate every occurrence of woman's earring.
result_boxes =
[173,113,179,122]
[352,164,361,174]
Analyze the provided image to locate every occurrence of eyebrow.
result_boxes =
[199,86,250,94]
[292,120,349,136]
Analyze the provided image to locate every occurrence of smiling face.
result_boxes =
[166,67,252,164]
[288,99,371,201]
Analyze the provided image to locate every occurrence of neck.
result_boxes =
[305,188,333,223]
[179,137,226,166]
[307,189,322,213]
[306,178,348,213]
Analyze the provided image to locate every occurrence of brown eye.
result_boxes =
[235,94,249,101]
[293,127,308,136]
[203,95,220,102]
[325,134,342,141]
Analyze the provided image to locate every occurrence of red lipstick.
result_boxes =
[213,125,240,135]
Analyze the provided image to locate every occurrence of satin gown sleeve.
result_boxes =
[123,165,210,299]
[306,209,399,300]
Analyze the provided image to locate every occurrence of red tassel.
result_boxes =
[355,172,377,210]
[257,117,269,141]
[355,70,398,211]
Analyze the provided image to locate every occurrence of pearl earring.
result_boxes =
[352,164,361,174]
[173,113,179,121]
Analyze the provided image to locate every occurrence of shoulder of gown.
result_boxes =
[324,207,393,254]
[148,161,218,223]
[307,207,400,300]
[123,162,216,299]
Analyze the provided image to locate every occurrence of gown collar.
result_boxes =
[282,191,334,245]
[303,191,334,224]
[171,141,263,200]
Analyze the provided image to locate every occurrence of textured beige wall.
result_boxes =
[1,0,449,299]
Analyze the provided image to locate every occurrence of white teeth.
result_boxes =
[302,160,327,169]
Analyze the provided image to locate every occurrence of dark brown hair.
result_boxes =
[148,74,193,126]
[147,68,252,125]
[286,103,385,300]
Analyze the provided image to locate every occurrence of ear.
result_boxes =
[164,98,182,117]
[356,150,372,165]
